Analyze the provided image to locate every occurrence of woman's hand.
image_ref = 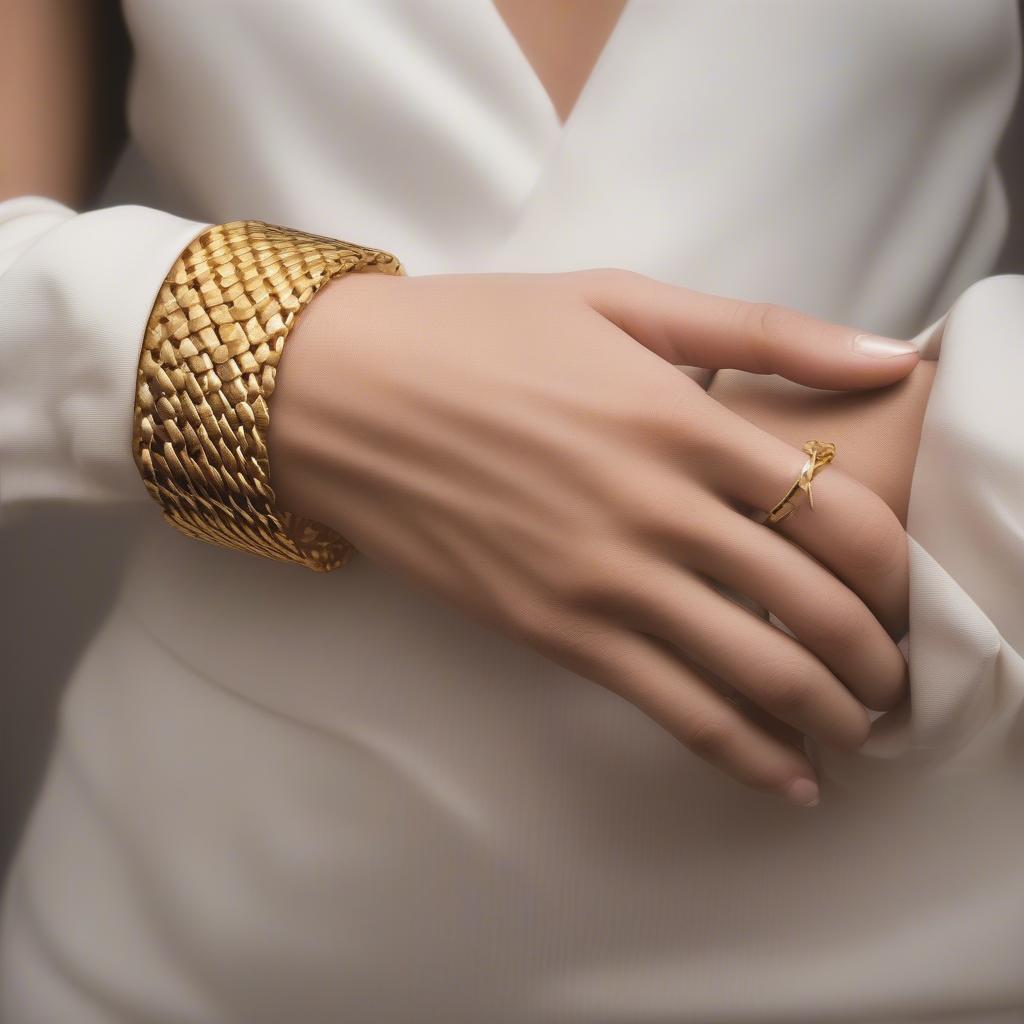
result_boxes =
[706,361,936,758]
[269,268,919,807]
[708,361,938,528]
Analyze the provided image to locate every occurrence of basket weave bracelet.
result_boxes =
[131,219,405,571]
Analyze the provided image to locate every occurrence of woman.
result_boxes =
[1,1,1022,1021]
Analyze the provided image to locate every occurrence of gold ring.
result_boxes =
[761,440,836,527]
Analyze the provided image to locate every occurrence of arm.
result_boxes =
[0,0,208,511]
[0,0,129,208]
[0,2,923,804]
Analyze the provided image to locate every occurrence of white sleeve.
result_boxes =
[812,274,1024,783]
[0,195,209,519]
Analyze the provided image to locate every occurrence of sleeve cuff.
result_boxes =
[811,275,1024,783]
[0,199,209,514]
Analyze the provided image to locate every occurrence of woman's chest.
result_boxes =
[119,0,1018,333]
[491,0,627,124]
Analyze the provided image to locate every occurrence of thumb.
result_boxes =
[579,269,919,390]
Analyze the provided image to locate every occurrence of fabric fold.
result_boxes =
[813,275,1024,782]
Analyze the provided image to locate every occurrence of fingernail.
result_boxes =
[782,777,821,808]
[851,334,917,358]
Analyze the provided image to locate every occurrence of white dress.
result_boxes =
[2,2,1024,1021]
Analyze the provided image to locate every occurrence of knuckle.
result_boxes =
[735,301,788,372]
[573,552,656,622]
[759,658,814,715]
[559,569,608,615]
[614,472,678,540]
[608,468,714,555]
[541,620,645,704]
[629,392,684,439]
[504,597,563,652]
[750,301,783,334]
[617,395,713,470]
[570,266,643,299]
[516,602,602,667]
[683,711,733,759]
[597,266,644,286]
[557,540,624,612]
[602,394,673,448]
[553,491,695,614]
[771,676,816,717]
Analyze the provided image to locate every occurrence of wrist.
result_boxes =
[132,220,404,571]
[266,272,396,531]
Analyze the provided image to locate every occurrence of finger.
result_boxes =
[559,620,822,806]
[599,566,871,750]
[686,504,908,712]
[774,472,908,637]
[576,268,919,390]
[701,416,910,638]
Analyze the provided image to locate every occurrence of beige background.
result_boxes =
[4,34,1024,882]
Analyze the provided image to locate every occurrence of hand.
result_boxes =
[708,362,938,529]
[707,362,937,755]
[269,268,919,807]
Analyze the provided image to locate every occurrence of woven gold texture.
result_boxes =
[132,220,404,571]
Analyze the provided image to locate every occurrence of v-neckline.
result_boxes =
[488,0,631,134]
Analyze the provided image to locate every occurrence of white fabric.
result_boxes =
[1,1,1024,1021]
[0,199,207,513]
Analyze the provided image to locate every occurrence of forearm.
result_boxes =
[0,0,129,207]
[707,361,937,526]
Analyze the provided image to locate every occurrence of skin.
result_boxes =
[492,0,629,123]
[4,0,923,808]
[709,363,937,530]
[706,362,937,747]
[271,271,919,808]
[0,0,128,206]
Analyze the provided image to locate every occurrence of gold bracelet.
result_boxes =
[132,219,405,571]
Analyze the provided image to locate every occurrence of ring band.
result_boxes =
[761,440,837,527]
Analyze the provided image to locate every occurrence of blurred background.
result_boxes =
[5,20,1024,883]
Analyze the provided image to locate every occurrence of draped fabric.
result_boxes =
[2,3,1023,1021]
